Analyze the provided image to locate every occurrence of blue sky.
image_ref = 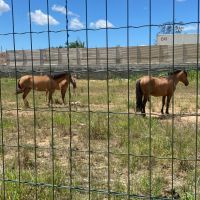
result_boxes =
[0,0,199,51]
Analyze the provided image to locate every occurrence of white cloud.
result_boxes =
[184,24,197,32]
[0,0,10,15]
[52,4,66,15]
[90,19,114,29]
[30,10,59,26]
[52,4,79,18]
[70,18,84,29]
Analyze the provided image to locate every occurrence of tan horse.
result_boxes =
[16,72,77,107]
[135,70,189,115]
[45,73,77,104]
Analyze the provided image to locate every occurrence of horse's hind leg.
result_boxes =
[48,90,55,107]
[161,96,166,114]
[46,90,48,102]
[23,88,31,108]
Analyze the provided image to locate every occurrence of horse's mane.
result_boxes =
[50,72,70,80]
[168,69,187,76]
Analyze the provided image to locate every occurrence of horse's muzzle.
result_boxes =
[185,82,189,86]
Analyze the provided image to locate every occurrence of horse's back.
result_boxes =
[140,76,170,97]
[32,75,50,83]
[32,75,57,91]
[19,75,57,91]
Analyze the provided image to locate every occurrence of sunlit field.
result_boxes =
[0,71,200,199]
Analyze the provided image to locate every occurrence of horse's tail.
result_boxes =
[69,74,77,89]
[18,79,22,89]
[136,79,143,112]
[16,79,23,94]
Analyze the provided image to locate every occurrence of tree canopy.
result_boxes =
[158,21,184,34]
[65,40,85,48]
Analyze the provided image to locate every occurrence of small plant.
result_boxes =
[54,113,69,127]
[90,114,108,140]
[182,192,195,200]
[21,147,35,170]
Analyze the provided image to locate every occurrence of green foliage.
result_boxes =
[1,118,15,129]
[54,112,70,127]
[65,40,85,48]
[187,69,200,82]
[182,192,195,200]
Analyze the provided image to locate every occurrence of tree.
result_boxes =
[158,21,184,34]
[65,40,85,48]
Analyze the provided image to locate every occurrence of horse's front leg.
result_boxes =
[23,88,31,108]
[161,96,166,114]
[142,96,148,116]
[166,96,171,114]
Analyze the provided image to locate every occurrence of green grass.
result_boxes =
[0,72,200,199]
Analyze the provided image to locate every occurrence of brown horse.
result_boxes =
[16,72,77,107]
[135,70,189,115]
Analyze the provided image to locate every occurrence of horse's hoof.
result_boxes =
[142,113,146,117]
[24,103,30,108]
[136,107,141,112]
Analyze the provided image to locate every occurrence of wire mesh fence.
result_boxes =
[0,0,200,199]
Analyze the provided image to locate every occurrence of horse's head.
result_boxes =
[179,70,189,86]
[169,70,189,86]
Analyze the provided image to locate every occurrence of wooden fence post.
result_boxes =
[40,50,44,65]
[23,50,27,66]
[137,46,141,64]
[183,44,187,63]
[116,46,120,64]
[6,50,10,66]
[96,48,100,65]
[159,45,164,64]
[76,47,81,65]
[58,48,62,65]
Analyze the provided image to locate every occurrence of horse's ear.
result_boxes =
[184,70,188,77]
[73,73,78,79]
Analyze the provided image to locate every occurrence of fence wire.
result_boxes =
[0,0,200,199]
